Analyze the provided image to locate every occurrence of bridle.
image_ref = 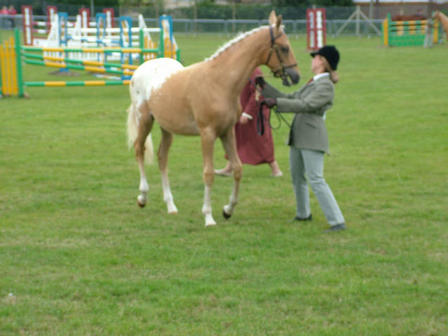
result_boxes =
[254,25,298,135]
[265,25,297,86]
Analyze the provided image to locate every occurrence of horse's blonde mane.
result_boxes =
[205,26,267,62]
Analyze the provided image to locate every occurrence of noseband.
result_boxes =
[265,26,297,86]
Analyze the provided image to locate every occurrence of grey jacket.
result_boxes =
[262,75,334,153]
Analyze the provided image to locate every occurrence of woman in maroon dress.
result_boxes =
[215,67,282,177]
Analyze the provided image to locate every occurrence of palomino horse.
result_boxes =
[433,11,448,40]
[127,11,300,226]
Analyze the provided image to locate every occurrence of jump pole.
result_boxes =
[24,59,135,76]
[22,46,154,54]
[25,80,131,87]
[22,53,139,70]
[15,29,25,97]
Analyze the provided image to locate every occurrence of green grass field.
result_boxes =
[1,33,447,335]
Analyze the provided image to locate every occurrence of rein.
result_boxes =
[256,100,292,136]
[249,78,292,136]
[265,26,297,87]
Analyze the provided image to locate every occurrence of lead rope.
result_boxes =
[270,106,292,131]
[256,101,266,136]
[254,81,292,136]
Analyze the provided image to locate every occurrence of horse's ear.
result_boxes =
[276,14,283,30]
[268,10,276,25]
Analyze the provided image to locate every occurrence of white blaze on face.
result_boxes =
[131,58,184,122]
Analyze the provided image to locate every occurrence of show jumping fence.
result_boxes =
[1,28,178,97]
[306,8,326,51]
[382,13,442,47]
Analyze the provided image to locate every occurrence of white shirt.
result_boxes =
[313,72,330,82]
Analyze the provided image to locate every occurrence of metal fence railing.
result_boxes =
[1,14,384,39]
[166,18,383,37]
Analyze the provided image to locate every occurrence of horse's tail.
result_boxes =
[127,103,154,165]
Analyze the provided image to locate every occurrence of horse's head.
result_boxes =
[264,11,300,86]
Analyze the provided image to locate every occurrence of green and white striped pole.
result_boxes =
[14,29,25,98]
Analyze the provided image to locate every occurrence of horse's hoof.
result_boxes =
[167,204,178,214]
[137,195,146,208]
[222,210,232,220]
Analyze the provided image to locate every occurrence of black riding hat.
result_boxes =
[310,45,340,71]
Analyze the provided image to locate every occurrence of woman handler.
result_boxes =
[261,45,346,232]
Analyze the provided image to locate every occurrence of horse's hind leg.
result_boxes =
[220,128,242,219]
[135,111,154,208]
[158,128,178,214]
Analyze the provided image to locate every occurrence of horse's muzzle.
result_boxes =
[284,67,300,86]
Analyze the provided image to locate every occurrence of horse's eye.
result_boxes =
[281,46,289,54]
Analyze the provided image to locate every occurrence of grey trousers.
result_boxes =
[289,147,345,226]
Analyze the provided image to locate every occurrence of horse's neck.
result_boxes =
[437,12,448,23]
[207,29,268,97]
[437,12,448,35]
[442,13,448,26]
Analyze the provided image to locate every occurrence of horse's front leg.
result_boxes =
[220,128,242,219]
[158,128,178,214]
[200,128,217,226]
